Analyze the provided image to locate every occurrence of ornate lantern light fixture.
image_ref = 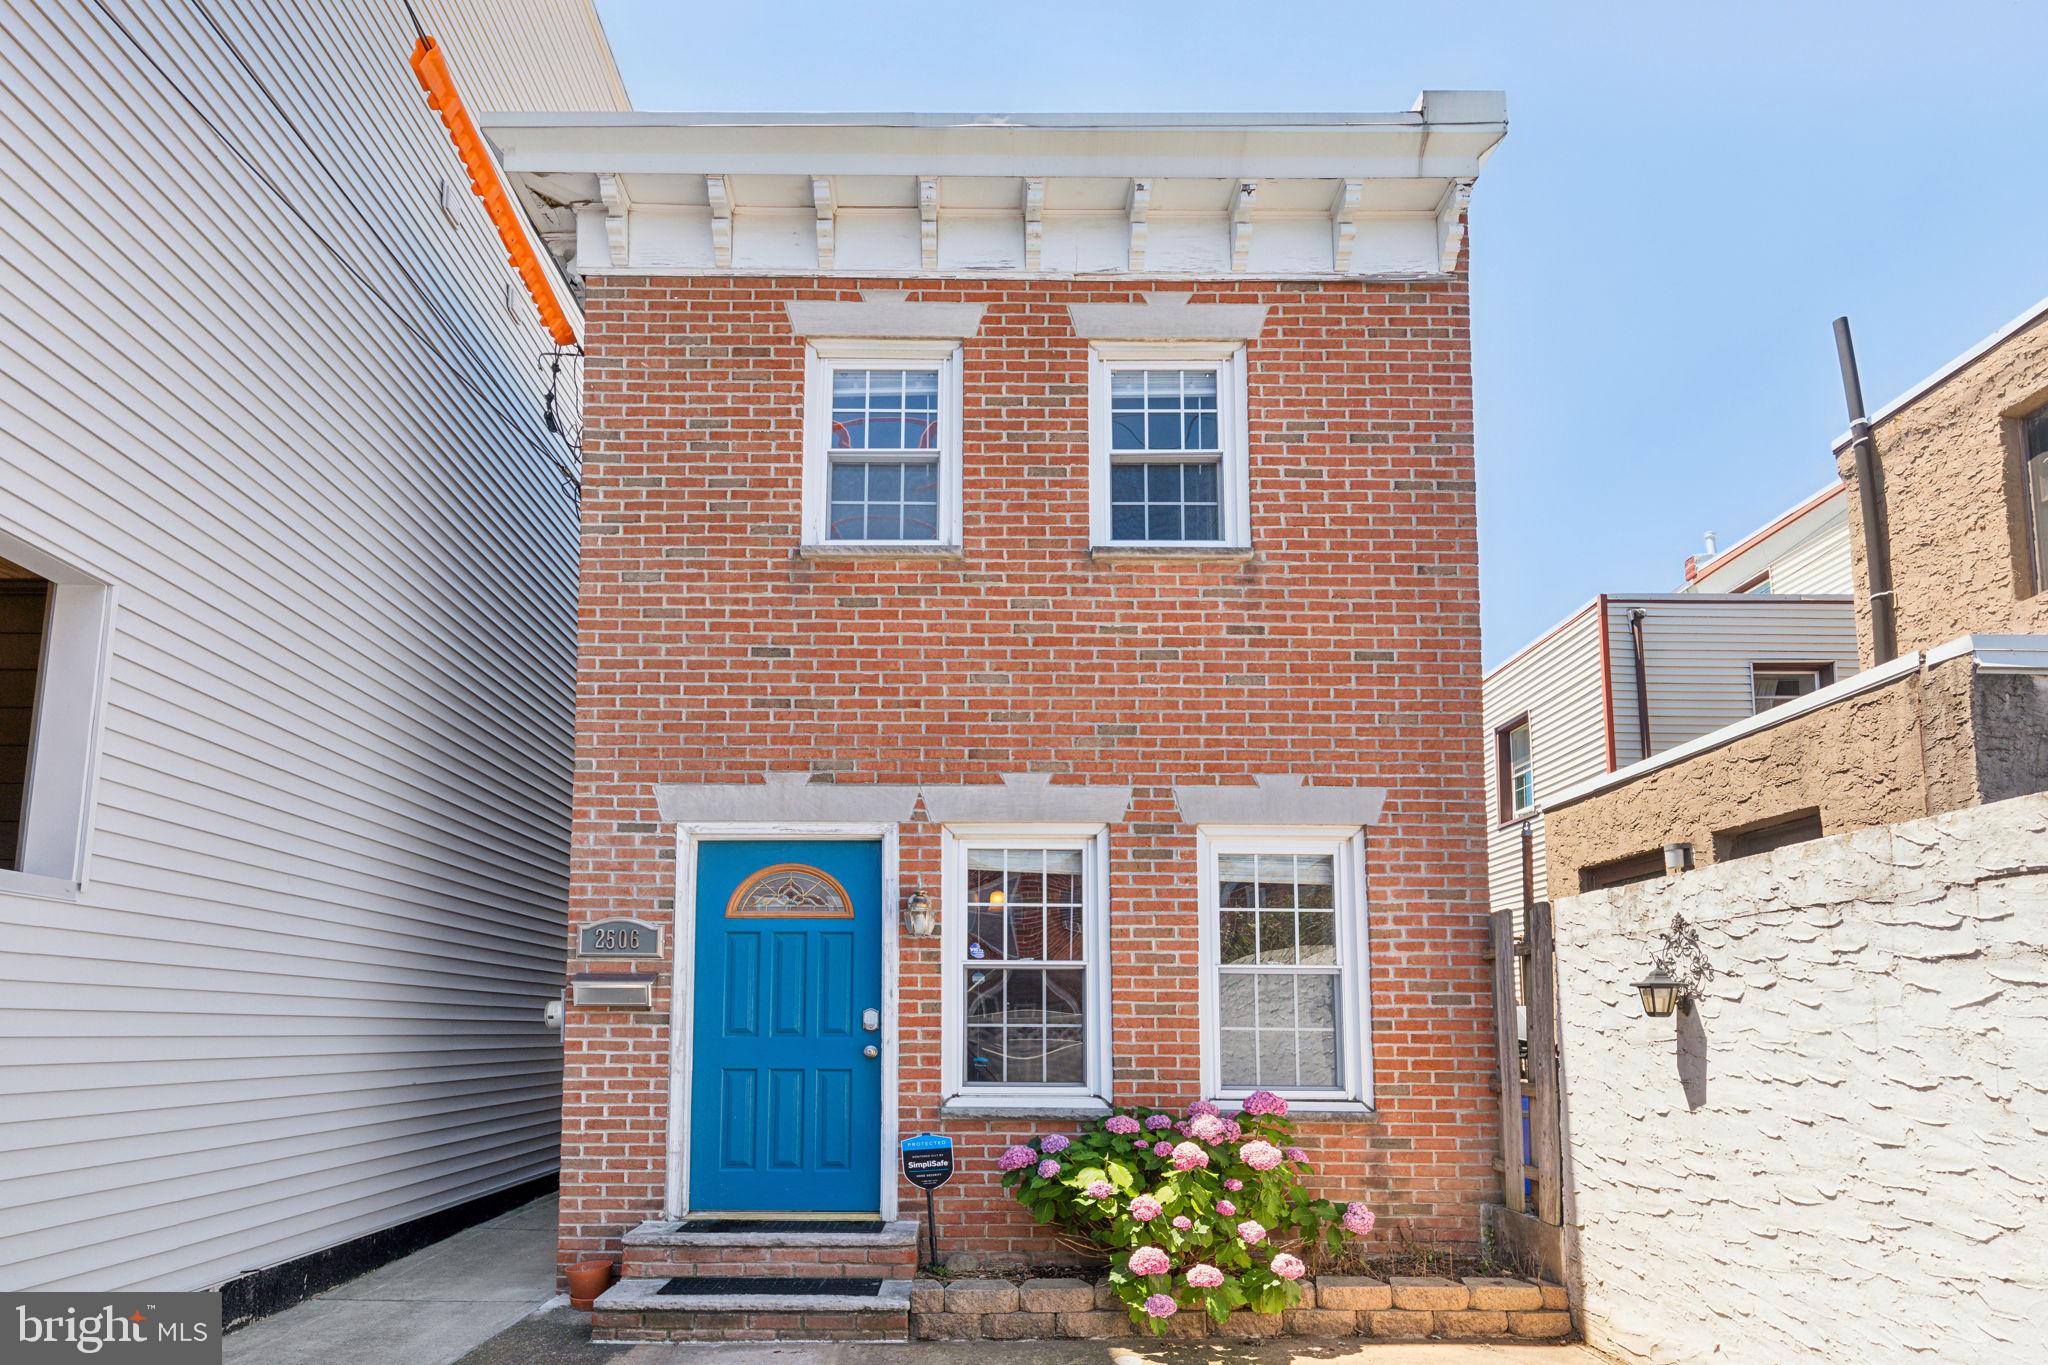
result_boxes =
[900,887,938,937]
[1634,914,1712,1019]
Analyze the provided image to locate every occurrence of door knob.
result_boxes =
[862,1008,880,1032]
[863,1044,879,1058]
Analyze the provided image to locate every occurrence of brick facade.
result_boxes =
[562,273,1494,1275]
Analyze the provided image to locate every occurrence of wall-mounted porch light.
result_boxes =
[901,887,938,937]
[1633,914,1713,1019]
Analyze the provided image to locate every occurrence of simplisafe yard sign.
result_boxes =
[900,1133,954,1267]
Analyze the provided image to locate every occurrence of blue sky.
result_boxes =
[595,0,2048,665]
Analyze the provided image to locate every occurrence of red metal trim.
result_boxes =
[410,36,578,347]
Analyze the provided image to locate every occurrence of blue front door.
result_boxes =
[689,839,883,1213]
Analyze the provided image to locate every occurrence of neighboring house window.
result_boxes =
[941,829,1109,1105]
[1496,718,1534,821]
[1580,850,1665,892]
[1199,829,1370,1105]
[1723,810,1824,860]
[0,540,113,891]
[1734,570,1772,594]
[1089,345,1250,548]
[2027,407,2048,594]
[1751,664,1833,713]
[802,343,962,548]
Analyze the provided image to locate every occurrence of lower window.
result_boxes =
[941,829,1108,1103]
[1200,829,1369,1104]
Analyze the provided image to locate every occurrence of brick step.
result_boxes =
[592,1276,912,1343]
[619,1218,920,1279]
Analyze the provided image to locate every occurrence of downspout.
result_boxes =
[1833,317,1898,663]
[1627,607,1652,760]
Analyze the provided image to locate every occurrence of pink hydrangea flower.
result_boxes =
[1239,1140,1283,1171]
[1186,1262,1225,1289]
[1215,1199,1236,1217]
[1086,1180,1115,1200]
[1342,1202,1376,1237]
[1128,1246,1170,1276]
[1036,1159,1061,1178]
[1239,1090,1289,1117]
[1187,1100,1222,1119]
[1236,1220,1267,1244]
[1152,1141,1174,1157]
[1142,1293,1177,1319]
[1040,1133,1070,1154]
[1170,1142,1209,1172]
[1144,1114,1173,1131]
[1223,1178,1244,1192]
[1186,1113,1228,1144]
[1219,1118,1243,1142]
[1105,1114,1141,1135]
[997,1145,1035,1171]
[1171,1215,1192,1230]
[1270,1252,1305,1281]
[1284,1146,1307,1163]
[1128,1195,1162,1222]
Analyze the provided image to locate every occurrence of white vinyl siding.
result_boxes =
[1603,596,1860,765]
[0,0,616,1295]
[1481,605,1608,920]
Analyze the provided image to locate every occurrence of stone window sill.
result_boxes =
[797,543,965,562]
[938,1096,1112,1120]
[1088,544,1255,564]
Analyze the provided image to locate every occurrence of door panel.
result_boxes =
[689,838,883,1213]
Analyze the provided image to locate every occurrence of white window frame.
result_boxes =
[0,528,115,899]
[802,339,964,550]
[1088,342,1251,550]
[1749,663,1831,715]
[1196,825,1372,1111]
[939,824,1112,1112]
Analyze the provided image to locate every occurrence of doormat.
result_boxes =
[657,1276,886,1298]
[675,1218,884,1234]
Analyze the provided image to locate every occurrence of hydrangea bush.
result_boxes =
[995,1092,1377,1332]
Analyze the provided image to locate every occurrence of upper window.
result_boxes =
[1751,664,1832,714]
[941,829,1109,1105]
[1089,346,1250,549]
[2026,407,2048,595]
[802,343,961,549]
[0,565,49,869]
[1497,719,1534,821]
[0,539,113,893]
[1200,829,1369,1105]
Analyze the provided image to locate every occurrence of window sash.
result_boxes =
[1200,831,1368,1104]
[1090,348,1247,548]
[804,346,961,548]
[2027,408,2048,593]
[944,833,1106,1100]
[1502,722,1534,817]
[1751,668,1827,713]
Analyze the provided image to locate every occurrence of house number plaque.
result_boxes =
[577,918,663,959]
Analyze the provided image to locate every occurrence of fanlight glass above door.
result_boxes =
[726,863,855,919]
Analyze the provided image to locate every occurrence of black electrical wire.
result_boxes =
[79,0,583,495]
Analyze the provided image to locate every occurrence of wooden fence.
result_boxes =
[1492,901,1563,1223]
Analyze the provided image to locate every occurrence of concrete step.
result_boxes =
[592,1276,912,1343]
[619,1218,920,1280]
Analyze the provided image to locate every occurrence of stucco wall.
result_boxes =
[1839,312,2048,663]
[1542,659,1952,899]
[1553,794,2048,1364]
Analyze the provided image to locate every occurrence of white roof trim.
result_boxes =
[1832,295,2048,451]
[1543,634,2048,810]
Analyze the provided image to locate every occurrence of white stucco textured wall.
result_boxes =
[1553,793,2048,1364]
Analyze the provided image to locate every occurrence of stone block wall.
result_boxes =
[1552,793,2048,1363]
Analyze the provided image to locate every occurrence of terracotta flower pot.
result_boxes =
[566,1258,615,1311]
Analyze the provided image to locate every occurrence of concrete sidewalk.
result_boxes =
[223,1194,561,1365]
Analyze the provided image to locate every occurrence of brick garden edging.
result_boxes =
[912,1274,1573,1341]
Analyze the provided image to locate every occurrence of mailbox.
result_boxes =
[570,972,657,1010]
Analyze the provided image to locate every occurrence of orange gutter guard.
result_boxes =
[410,34,578,347]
